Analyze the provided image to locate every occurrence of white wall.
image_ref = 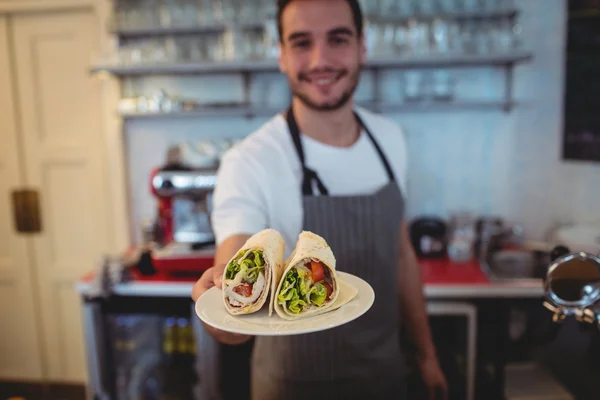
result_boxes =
[125,0,600,244]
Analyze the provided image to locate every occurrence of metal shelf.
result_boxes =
[373,100,517,113]
[91,59,276,75]
[365,8,518,23]
[120,105,267,119]
[111,22,265,38]
[90,51,533,76]
[119,101,517,120]
[367,51,532,68]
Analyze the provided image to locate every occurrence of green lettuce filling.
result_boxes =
[308,283,327,306]
[225,250,265,284]
[277,267,328,314]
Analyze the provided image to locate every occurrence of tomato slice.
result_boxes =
[322,282,333,300]
[310,261,325,282]
[232,283,252,297]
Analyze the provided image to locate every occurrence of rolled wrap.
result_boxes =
[274,231,358,320]
[222,229,285,316]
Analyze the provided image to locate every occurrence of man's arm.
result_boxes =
[398,221,448,398]
[398,221,437,359]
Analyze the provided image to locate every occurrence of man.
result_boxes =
[192,0,448,398]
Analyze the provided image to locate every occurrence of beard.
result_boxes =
[288,65,361,112]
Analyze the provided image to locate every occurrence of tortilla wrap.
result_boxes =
[222,229,285,316]
[274,231,358,320]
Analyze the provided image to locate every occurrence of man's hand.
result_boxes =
[192,263,252,346]
[191,263,225,301]
[418,354,448,400]
[397,222,448,399]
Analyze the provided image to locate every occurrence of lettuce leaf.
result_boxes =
[277,270,307,314]
[297,268,313,296]
[245,265,264,284]
[278,287,298,302]
[225,250,264,283]
[225,261,240,280]
[278,266,328,314]
[278,269,298,302]
[289,298,307,314]
[252,250,264,267]
[308,283,327,306]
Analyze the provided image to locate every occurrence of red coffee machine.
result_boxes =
[149,162,217,275]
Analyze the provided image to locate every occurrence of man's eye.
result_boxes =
[293,40,311,48]
[330,37,348,45]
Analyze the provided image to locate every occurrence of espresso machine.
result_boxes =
[151,167,217,245]
[148,146,220,274]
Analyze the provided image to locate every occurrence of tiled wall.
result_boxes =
[126,0,600,244]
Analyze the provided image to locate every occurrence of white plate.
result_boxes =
[195,271,374,336]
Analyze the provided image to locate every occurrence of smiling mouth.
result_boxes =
[314,78,336,85]
[300,71,346,87]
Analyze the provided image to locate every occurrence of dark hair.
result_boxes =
[276,0,364,43]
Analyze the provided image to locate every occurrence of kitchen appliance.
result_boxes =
[149,161,218,274]
[409,217,448,259]
[151,166,217,246]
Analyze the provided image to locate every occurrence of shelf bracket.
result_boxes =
[242,71,251,106]
[504,63,514,113]
[242,71,252,119]
[372,67,381,108]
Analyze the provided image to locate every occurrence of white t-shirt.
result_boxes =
[211,106,409,258]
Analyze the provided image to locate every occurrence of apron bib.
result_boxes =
[251,107,406,400]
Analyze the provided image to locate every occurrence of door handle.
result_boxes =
[11,188,42,234]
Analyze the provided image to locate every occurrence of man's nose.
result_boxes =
[308,40,330,69]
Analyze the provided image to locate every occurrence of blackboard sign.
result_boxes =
[562,0,600,161]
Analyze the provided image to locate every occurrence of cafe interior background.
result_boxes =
[1,0,599,399]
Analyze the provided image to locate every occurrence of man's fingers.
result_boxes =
[191,266,216,301]
[203,323,251,346]
[213,263,226,289]
[192,263,252,346]
[190,264,226,301]
[191,278,208,302]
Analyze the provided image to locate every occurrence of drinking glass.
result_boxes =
[431,18,451,54]
[407,19,430,55]
[430,70,455,101]
[402,71,426,102]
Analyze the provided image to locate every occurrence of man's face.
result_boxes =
[278,0,366,112]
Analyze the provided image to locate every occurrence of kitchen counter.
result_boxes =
[77,256,546,400]
[75,257,544,299]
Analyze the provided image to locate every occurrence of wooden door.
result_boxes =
[10,8,111,382]
[0,15,44,380]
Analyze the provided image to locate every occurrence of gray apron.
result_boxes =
[251,107,406,400]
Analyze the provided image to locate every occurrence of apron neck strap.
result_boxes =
[353,112,396,184]
[286,107,329,196]
[286,106,396,196]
